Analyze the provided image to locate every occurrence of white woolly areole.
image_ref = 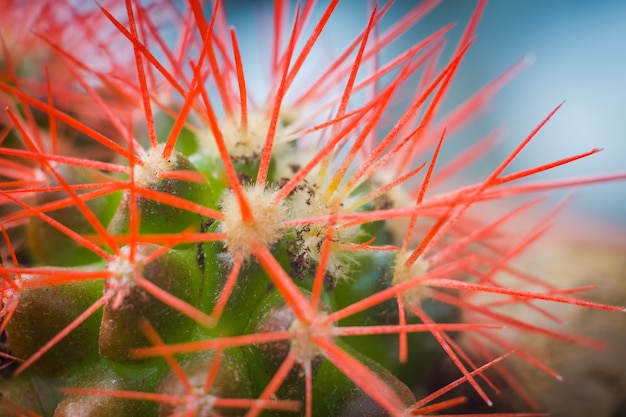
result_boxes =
[392,251,429,307]
[220,185,287,259]
[199,110,287,161]
[134,143,176,187]
[33,165,47,184]
[181,392,216,417]
[105,245,147,308]
[0,286,18,317]
[289,317,334,363]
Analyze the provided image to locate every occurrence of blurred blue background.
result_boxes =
[409,1,626,227]
[224,0,626,227]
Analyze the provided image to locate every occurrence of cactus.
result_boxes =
[0,1,624,416]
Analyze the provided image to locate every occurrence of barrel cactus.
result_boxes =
[0,1,623,416]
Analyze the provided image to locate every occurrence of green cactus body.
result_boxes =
[0,1,624,417]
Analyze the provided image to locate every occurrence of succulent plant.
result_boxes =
[0,1,624,416]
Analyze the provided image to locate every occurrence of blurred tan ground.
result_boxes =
[461,216,626,417]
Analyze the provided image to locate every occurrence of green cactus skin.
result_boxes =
[98,244,204,362]
[0,1,624,417]
[312,351,417,417]
[27,165,121,267]
[53,360,161,417]
[155,350,253,417]
[6,276,103,375]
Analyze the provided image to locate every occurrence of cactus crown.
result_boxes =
[0,1,624,416]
